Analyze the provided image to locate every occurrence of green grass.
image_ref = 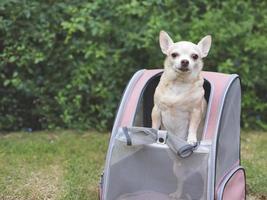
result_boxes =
[241,131,267,199]
[0,130,266,199]
[0,130,109,200]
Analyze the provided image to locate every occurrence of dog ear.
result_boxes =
[198,35,212,58]
[159,31,173,55]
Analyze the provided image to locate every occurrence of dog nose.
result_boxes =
[181,59,189,67]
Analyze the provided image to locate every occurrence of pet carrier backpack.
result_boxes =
[99,69,246,200]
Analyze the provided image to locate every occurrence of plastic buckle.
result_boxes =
[157,130,167,144]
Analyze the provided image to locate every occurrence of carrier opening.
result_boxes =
[133,73,211,132]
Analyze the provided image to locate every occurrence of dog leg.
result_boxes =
[187,106,203,144]
[169,160,183,200]
[151,105,161,129]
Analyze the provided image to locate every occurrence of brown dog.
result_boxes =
[152,31,211,144]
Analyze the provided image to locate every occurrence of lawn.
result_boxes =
[241,131,267,200]
[0,131,109,200]
[0,130,266,200]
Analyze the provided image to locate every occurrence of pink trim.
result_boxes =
[202,72,232,140]
[119,69,162,127]
[215,160,240,194]
[222,169,245,200]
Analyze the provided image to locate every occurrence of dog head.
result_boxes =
[159,30,212,77]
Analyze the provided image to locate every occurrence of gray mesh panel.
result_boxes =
[105,140,210,200]
[215,78,241,185]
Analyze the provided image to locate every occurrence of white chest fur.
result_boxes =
[153,73,206,140]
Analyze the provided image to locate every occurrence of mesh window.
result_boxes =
[215,78,241,185]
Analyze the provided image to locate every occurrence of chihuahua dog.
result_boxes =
[152,31,211,144]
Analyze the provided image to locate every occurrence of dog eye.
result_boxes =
[171,53,179,58]
[191,54,199,60]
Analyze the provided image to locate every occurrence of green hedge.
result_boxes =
[0,0,266,131]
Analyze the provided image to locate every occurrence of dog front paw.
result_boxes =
[187,136,197,145]
[169,192,180,200]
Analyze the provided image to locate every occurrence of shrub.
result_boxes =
[0,0,266,131]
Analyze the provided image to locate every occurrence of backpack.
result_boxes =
[99,69,246,200]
